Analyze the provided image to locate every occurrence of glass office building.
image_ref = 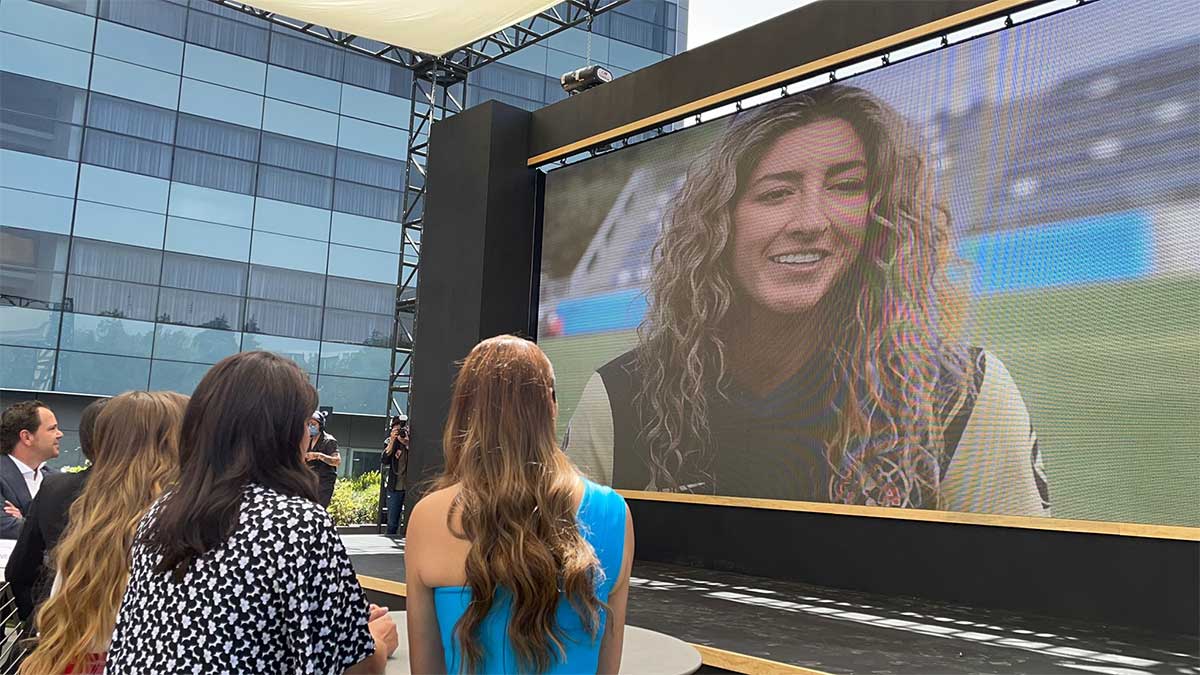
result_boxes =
[0,0,687,470]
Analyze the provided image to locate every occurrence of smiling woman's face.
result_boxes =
[729,117,871,317]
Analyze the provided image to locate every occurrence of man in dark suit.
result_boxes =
[6,399,105,620]
[0,401,63,540]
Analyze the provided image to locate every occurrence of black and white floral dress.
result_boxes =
[107,483,376,674]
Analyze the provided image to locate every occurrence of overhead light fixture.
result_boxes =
[561,65,613,95]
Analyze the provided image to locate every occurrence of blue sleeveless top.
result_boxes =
[433,478,627,674]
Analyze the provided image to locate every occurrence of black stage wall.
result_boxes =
[414,0,1199,635]
[405,100,537,520]
[628,500,1199,635]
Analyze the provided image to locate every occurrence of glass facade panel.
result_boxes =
[252,197,329,241]
[266,65,341,113]
[59,312,155,357]
[98,0,187,39]
[94,20,184,74]
[0,32,91,88]
[319,342,391,378]
[321,308,391,347]
[1,0,95,51]
[0,149,79,198]
[156,287,243,329]
[183,44,266,94]
[248,264,324,307]
[329,212,401,253]
[89,56,181,109]
[257,165,333,210]
[338,84,410,128]
[168,181,255,228]
[325,276,395,315]
[179,78,264,129]
[172,148,256,194]
[0,188,75,235]
[73,201,167,249]
[164,216,252,261]
[56,350,151,395]
[268,32,343,81]
[88,94,176,144]
[0,267,66,308]
[316,374,387,415]
[148,359,209,394]
[175,114,260,161]
[0,109,83,161]
[0,306,60,349]
[331,181,400,222]
[336,117,406,156]
[153,323,241,363]
[76,163,170,213]
[241,333,320,373]
[65,276,158,321]
[70,237,161,284]
[327,244,399,285]
[335,149,402,191]
[161,251,247,296]
[185,12,269,62]
[0,345,56,391]
[82,128,173,179]
[260,133,336,176]
[244,298,321,340]
[262,99,339,146]
[341,50,410,97]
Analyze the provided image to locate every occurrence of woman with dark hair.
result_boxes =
[6,397,108,621]
[566,85,1049,515]
[106,351,398,674]
[304,410,340,508]
[406,335,634,674]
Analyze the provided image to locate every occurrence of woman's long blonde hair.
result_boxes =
[22,391,186,675]
[436,335,601,674]
[636,85,969,507]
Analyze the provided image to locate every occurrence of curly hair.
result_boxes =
[634,84,970,508]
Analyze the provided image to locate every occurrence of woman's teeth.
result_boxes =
[771,252,825,265]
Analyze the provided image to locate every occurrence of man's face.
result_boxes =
[22,407,62,462]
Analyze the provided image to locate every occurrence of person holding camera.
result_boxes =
[304,410,340,508]
[382,415,408,535]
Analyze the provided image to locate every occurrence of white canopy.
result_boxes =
[242,0,563,57]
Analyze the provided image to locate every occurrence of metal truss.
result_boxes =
[386,61,468,422]
[209,0,630,73]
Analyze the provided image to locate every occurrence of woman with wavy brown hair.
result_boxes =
[21,390,187,675]
[406,335,634,674]
[565,84,1049,515]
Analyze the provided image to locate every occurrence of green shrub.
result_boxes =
[328,470,381,526]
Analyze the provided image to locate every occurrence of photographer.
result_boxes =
[381,415,408,535]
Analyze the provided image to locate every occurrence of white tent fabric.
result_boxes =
[241,0,563,57]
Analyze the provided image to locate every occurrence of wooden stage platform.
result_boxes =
[343,535,1199,675]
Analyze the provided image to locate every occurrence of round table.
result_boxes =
[383,611,701,675]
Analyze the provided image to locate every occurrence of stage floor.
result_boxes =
[343,535,1200,675]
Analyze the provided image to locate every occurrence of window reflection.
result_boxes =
[157,287,243,329]
[56,350,151,395]
[0,345,56,391]
[60,312,155,357]
[153,323,241,363]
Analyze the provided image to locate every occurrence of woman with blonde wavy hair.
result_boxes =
[566,84,1050,516]
[22,390,187,675]
[406,335,634,674]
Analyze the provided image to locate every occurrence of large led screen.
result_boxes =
[537,0,1199,526]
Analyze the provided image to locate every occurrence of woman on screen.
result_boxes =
[564,85,1050,515]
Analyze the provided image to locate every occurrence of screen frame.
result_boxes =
[529,0,1200,541]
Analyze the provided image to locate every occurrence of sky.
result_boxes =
[686,0,820,50]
